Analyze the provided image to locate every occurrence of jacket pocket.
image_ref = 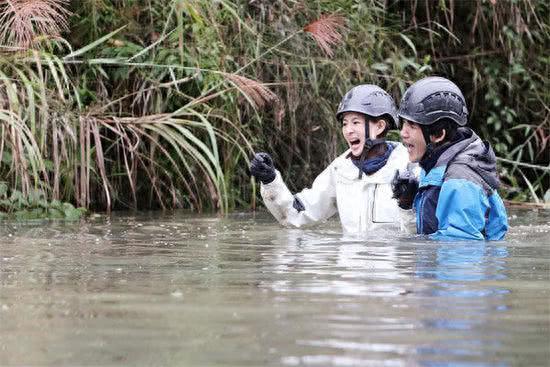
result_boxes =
[372,184,399,223]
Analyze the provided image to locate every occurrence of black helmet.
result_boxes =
[336,84,399,129]
[397,76,468,126]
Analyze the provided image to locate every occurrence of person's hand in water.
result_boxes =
[391,168,419,210]
[249,152,276,184]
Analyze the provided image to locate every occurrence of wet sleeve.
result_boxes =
[485,191,508,240]
[260,166,337,228]
[430,179,489,241]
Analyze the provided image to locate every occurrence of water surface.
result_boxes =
[1,209,549,366]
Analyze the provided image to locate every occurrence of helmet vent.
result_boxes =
[397,76,468,126]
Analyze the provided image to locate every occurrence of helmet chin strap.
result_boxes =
[363,125,387,157]
[420,125,432,148]
[364,138,386,151]
[356,137,386,179]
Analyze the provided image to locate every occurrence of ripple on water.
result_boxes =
[0,209,549,366]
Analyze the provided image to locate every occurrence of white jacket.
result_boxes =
[260,142,414,233]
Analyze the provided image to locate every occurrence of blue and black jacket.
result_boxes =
[414,128,508,240]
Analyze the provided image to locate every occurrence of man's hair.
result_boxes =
[423,118,458,143]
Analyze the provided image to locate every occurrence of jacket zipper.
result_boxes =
[371,184,377,223]
[417,191,425,234]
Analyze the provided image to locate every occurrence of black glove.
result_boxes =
[249,152,276,184]
[391,168,419,210]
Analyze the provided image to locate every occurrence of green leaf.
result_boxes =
[371,62,389,71]
[63,25,127,60]
[48,208,65,219]
[1,151,12,164]
[399,34,417,56]
[0,183,7,198]
[62,202,76,217]
[64,207,83,221]
[14,210,31,220]
[51,200,63,210]
[0,198,12,213]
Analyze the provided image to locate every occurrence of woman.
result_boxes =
[250,84,413,233]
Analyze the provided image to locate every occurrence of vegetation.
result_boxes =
[0,0,548,216]
[0,182,86,220]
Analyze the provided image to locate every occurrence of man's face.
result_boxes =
[400,119,426,163]
[341,112,366,157]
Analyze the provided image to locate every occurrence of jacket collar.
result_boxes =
[420,128,473,173]
[418,128,500,190]
[338,141,409,183]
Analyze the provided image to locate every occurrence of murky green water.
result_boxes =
[1,209,549,366]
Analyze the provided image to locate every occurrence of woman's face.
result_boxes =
[341,112,366,157]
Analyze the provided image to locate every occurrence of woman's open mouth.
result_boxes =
[349,139,361,148]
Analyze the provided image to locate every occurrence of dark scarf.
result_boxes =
[352,142,394,176]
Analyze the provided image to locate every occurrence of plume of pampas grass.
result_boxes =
[303,14,346,57]
[0,0,70,48]
[224,73,278,109]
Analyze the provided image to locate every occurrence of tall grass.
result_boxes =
[0,45,259,212]
[398,0,550,202]
[0,0,548,212]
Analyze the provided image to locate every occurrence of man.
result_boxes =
[249,84,412,233]
[393,76,508,240]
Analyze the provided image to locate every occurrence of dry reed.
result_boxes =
[0,0,70,48]
[303,14,346,57]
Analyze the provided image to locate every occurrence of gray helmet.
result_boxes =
[336,84,399,129]
[397,76,468,126]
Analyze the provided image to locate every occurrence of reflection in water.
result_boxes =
[415,242,510,299]
[0,210,549,366]
[415,242,509,281]
[265,229,412,298]
[412,242,511,365]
